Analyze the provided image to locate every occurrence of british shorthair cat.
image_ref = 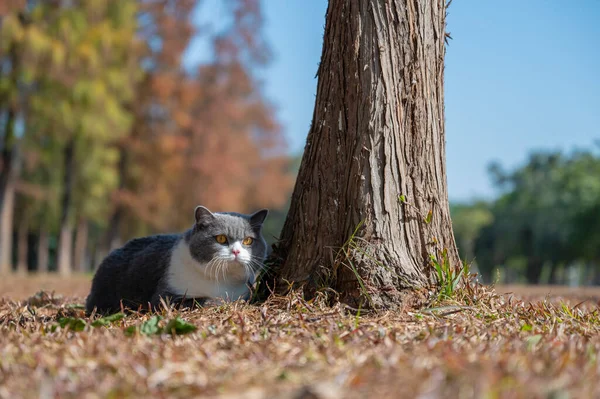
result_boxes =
[85,206,268,315]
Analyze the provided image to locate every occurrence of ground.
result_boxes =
[1,275,600,398]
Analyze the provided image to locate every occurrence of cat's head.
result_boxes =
[186,205,269,283]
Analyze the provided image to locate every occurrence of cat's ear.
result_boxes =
[250,209,269,225]
[194,206,215,225]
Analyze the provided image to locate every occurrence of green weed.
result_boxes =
[430,249,469,300]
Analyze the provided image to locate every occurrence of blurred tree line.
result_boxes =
[452,147,600,286]
[0,0,294,275]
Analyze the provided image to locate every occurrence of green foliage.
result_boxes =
[9,0,141,229]
[430,249,469,300]
[91,312,125,327]
[124,316,197,336]
[454,147,600,285]
[57,316,87,332]
[54,312,125,332]
[139,315,162,335]
[163,317,198,335]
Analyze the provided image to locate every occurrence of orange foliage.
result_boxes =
[108,0,293,240]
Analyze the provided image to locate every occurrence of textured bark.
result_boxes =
[271,0,458,308]
[57,138,75,276]
[37,228,49,273]
[73,218,88,273]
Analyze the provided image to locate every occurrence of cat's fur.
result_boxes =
[85,206,268,315]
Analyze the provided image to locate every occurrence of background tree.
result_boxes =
[101,0,197,249]
[449,147,600,285]
[269,0,459,309]
[0,0,293,274]
[22,1,140,275]
[450,201,493,280]
[0,6,27,273]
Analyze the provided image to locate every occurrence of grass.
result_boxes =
[1,275,600,398]
[429,248,469,301]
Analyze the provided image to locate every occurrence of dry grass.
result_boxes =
[1,274,600,398]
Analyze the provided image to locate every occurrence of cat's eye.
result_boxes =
[215,234,228,244]
[242,237,254,245]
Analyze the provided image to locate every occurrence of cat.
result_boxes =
[85,206,269,315]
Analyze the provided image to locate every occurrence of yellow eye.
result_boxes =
[242,237,254,245]
[215,235,228,244]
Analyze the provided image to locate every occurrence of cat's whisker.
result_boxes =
[248,259,268,273]
[213,257,225,284]
[220,259,227,283]
[213,259,221,283]
[210,257,220,282]
[221,259,229,284]
[207,258,219,281]
[205,259,215,281]
[215,257,226,284]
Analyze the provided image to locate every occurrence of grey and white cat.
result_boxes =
[85,206,268,315]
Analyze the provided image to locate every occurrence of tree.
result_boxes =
[0,7,26,273]
[103,0,197,246]
[105,0,292,248]
[451,201,493,281]
[176,0,292,225]
[471,149,600,285]
[269,0,459,309]
[17,1,141,275]
[0,0,292,275]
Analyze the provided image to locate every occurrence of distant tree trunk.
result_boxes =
[57,225,73,275]
[548,262,560,285]
[0,108,16,212]
[269,0,458,309]
[593,260,600,285]
[37,227,49,273]
[88,238,98,271]
[73,217,88,273]
[0,108,17,274]
[525,257,543,284]
[103,146,127,252]
[0,176,15,274]
[0,40,20,274]
[57,138,75,275]
[16,219,28,274]
[105,207,123,251]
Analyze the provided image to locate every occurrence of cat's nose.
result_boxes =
[232,248,240,256]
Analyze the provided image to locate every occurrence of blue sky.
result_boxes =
[192,1,600,202]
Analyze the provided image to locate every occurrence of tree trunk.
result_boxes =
[0,41,20,274]
[37,227,49,273]
[73,218,88,273]
[525,257,543,284]
[57,225,73,275]
[105,206,123,251]
[103,144,128,252]
[57,138,75,276]
[548,262,560,285]
[0,108,16,212]
[0,108,17,274]
[270,0,458,309]
[0,174,16,274]
[16,218,28,274]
